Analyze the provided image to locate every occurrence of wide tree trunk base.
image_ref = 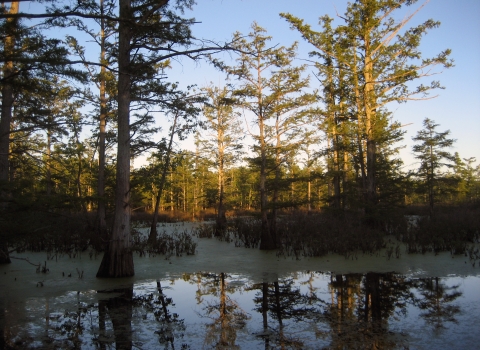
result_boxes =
[0,242,10,264]
[96,245,134,278]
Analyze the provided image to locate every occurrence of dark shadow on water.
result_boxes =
[0,272,473,349]
[98,286,133,350]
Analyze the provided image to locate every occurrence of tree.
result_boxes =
[452,153,478,203]
[52,0,119,241]
[282,0,453,219]
[412,118,455,215]
[148,94,201,242]
[228,23,313,249]
[96,0,135,277]
[0,2,85,264]
[95,0,236,277]
[266,51,315,236]
[198,84,244,236]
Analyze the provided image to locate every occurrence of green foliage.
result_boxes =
[412,118,456,213]
[281,0,453,216]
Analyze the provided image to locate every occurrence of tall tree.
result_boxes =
[282,0,453,219]
[0,1,19,190]
[198,84,244,236]
[412,118,455,215]
[96,0,135,277]
[148,94,200,242]
[95,0,236,277]
[228,23,312,249]
[266,51,315,236]
[0,1,85,264]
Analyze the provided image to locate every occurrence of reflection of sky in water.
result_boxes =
[3,272,479,349]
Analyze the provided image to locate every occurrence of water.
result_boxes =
[1,224,479,349]
[1,272,479,349]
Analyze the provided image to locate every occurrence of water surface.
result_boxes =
[1,226,479,349]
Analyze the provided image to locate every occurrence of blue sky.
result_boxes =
[167,0,480,170]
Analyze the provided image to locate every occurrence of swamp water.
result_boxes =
[1,222,479,349]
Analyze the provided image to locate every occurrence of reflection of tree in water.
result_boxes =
[0,272,468,349]
[8,283,186,350]
[98,286,134,350]
[43,293,96,349]
[252,277,323,349]
[325,273,414,349]
[17,288,135,350]
[414,277,461,330]
[131,280,187,349]
[188,272,250,349]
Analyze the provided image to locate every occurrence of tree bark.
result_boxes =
[363,32,378,221]
[0,1,19,264]
[258,65,274,249]
[97,0,134,277]
[96,0,108,245]
[259,114,275,250]
[0,1,18,185]
[215,133,227,236]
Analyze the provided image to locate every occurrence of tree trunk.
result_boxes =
[97,0,134,278]
[333,131,341,209]
[363,32,378,222]
[215,171,227,236]
[342,151,348,209]
[96,0,108,245]
[0,1,18,186]
[46,130,52,195]
[366,139,377,209]
[149,113,178,243]
[215,135,227,236]
[352,40,367,208]
[0,1,19,265]
[259,115,275,250]
[270,114,282,243]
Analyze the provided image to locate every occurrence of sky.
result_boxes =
[162,0,480,171]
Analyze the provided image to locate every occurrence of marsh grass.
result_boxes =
[274,211,386,259]
[399,206,480,255]
[3,203,479,264]
[5,210,94,258]
[200,205,480,260]
[132,228,197,258]
[231,217,262,248]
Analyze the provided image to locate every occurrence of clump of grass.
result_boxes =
[132,228,197,258]
[231,217,261,248]
[193,223,215,238]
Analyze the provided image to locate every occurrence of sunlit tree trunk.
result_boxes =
[97,0,134,277]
